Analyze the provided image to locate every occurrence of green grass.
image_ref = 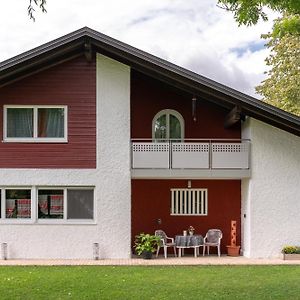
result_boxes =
[0,266,299,299]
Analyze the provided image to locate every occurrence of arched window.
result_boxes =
[152,109,184,140]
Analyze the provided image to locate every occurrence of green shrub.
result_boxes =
[282,246,300,254]
[134,233,160,255]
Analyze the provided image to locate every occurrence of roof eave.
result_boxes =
[0,27,299,136]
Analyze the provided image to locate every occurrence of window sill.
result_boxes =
[0,219,34,224]
[0,220,96,225]
[170,214,208,216]
[3,138,68,143]
[37,219,96,225]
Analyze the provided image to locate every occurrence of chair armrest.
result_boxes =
[166,237,174,243]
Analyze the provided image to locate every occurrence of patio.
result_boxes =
[0,256,299,266]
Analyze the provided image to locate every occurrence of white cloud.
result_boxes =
[0,0,277,97]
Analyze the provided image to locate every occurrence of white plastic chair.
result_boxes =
[155,230,177,259]
[203,229,223,257]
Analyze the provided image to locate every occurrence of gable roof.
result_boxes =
[0,27,299,136]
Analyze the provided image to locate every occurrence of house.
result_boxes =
[0,27,299,259]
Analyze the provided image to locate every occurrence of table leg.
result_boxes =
[178,248,181,257]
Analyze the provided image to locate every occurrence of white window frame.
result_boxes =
[0,186,96,225]
[37,187,65,222]
[37,187,95,224]
[170,188,208,216]
[152,109,184,140]
[0,187,34,224]
[3,105,68,143]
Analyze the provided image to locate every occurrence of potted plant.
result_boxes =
[134,233,160,259]
[188,226,195,236]
[282,246,300,260]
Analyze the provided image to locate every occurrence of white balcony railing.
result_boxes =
[131,139,250,170]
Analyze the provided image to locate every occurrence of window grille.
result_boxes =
[171,188,207,216]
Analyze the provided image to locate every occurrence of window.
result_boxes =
[0,186,94,223]
[5,189,32,219]
[38,189,64,219]
[67,189,94,219]
[37,188,94,221]
[4,105,67,142]
[152,109,184,140]
[7,108,33,138]
[171,188,207,216]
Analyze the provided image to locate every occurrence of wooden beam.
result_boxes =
[84,42,92,62]
[224,106,242,128]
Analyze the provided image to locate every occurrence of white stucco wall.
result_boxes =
[96,53,131,259]
[0,53,131,259]
[242,117,300,258]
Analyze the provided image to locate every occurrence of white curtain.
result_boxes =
[38,108,64,137]
[7,108,33,137]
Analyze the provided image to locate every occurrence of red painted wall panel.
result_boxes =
[131,71,241,139]
[0,56,96,168]
[132,179,241,254]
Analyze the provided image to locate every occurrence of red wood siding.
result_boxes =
[131,71,241,139]
[132,179,241,254]
[0,56,96,168]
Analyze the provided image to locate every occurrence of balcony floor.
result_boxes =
[131,168,251,179]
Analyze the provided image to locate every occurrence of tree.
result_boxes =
[28,0,47,21]
[217,0,300,31]
[218,1,300,116]
[256,16,300,116]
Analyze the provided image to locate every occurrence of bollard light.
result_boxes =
[93,243,99,260]
[1,243,7,260]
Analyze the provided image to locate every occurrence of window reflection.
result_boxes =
[153,110,183,141]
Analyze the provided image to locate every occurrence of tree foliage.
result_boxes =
[217,0,300,26]
[256,16,300,116]
[217,0,300,36]
[272,13,300,37]
[28,0,47,21]
[218,1,300,115]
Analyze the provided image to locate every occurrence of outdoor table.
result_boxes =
[175,234,203,257]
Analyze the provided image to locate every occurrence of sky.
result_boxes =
[0,0,278,97]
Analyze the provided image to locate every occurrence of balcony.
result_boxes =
[131,139,251,179]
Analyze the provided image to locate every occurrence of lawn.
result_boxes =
[0,265,299,299]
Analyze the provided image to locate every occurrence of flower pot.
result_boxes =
[142,251,153,259]
[189,231,194,236]
[226,245,240,256]
[283,253,300,260]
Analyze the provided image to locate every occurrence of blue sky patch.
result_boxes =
[232,41,265,57]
